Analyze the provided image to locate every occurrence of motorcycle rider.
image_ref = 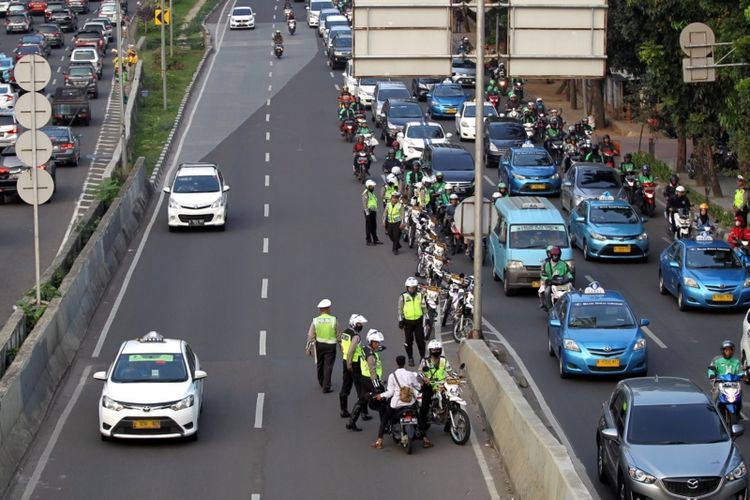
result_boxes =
[404,161,424,196]
[383,192,405,255]
[708,340,745,386]
[398,277,427,366]
[371,354,422,449]
[485,79,500,99]
[497,181,509,198]
[618,153,636,177]
[599,134,617,156]
[734,175,748,222]
[584,144,605,163]
[535,97,545,116]
[664,174,679,204]
[418,340,452,448]
[338,101,356,135]
[544,120,563,151]
[383,150,403,174]
[391,140,405,162]
[272,29,284,46]
[418,176,433,210]
[350,95,363,115]
[339,314,371,420]
[667,185,691,236]
[505,92,521,113]
[352,135,370,175]
[382,174,399,207]
[442,193,460,238]
[727,215,750,248]
[539,246,573,310]
[346,329,386,432]
[693,202,715,233]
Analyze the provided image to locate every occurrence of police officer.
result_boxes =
[305,299,340,393]
[734,175,748,222]
[339,314,371,421]
[362,180,382,246]
[383,192,405,255]
[398,277,427,366]
[347,329,385,432]
[418,339,451,448]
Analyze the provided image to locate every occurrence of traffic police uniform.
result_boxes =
[383,198,404,254]
[339,328,369,419]
[347,345,383,431]
[398,291,427,363]
[306,304,340,392]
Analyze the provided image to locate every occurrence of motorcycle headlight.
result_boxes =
[507,260,525,270]
[102,395,123,411]
[628,466,656,484]
[726,461,747,481]
[489,142,498,152]
[168,197,181,209]
[562,339,580,352]
[170,395,195,411]
[512,173,527,180]
[637,232,648,240]
[633,338,646,351]
[744,277,750,288]
[683,276,699,288]
[210,197,224,209]
[590,231,607,241]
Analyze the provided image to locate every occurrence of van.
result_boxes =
[489,196,574,295]
[307,0,333,27]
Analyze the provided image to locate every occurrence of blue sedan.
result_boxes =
[659,235,750,310]
[568,196,648,260]
[499,146,561,196]
[0,55,13,83]
[427,83,467,119]
[547,283,648,378]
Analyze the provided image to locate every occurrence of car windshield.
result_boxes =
[41,127,69,140]
[378,88,409,102]
[232,7,252,14]
[406,125,444,139]
[627,403,728,445]
[327,20,348,29]
[432,152,473,171]
[513,151,552,167]
[16,47,37,53]
[359,78,381,86]
[686,247,741,269]
[433,86,463,97]
[333,36,351,48]
[488,123,525,140]
[452,58,475,68]
[567,302,635,328]
[389,103,422,119]
[0,115,14,126]
[111,353,188,383]
[173,174,220,193]
[464,105,497,118]
[509,224,569,249]
[312,1,333,9]
[0,57,12,68]
[589,205,639,224]
[577,168,620,189]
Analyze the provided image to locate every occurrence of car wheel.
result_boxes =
[658,271,668,295]
[596,438,608,483]
[677,287,688,311]
[503,273,514,296]
[558,353,568,378]
[583,239,591,261]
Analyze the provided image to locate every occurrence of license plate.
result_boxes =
[446,109,457,114]
[530,184,546,190]
[596,358,620,368]
[712,293,734,302]
[613,245,631,253]
[188,219,204,226]
[401,416,413,422]
[531,281,539,288]
[132,419,160,429]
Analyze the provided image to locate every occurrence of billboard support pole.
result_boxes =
[471,0,485,340]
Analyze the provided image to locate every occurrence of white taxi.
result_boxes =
[455,101,498,141]
[93,331,207,440]
[164,162,230,231]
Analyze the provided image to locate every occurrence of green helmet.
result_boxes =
[497,181,507,190]
[436,171,444,179]
[489,79,496,86]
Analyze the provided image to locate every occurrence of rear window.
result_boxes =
[463,105,498,118]
[0,85,10,94]
[432,151,473,171]
[0,115,15,126]
[627,404,728,445]
[73,50,95,60]
[327,19,348,29]
[488,123,525,140]
[37,25,58,32]
[41,127,70,140]
[377,87,410,102]
[310,1,333,10]
[68,66,92,76]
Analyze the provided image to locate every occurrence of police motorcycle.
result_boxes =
[418,364,471,445]
[447,275,474,342]
[421,284,443,342]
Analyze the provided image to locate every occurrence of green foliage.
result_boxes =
[16,300,46,331]
[96,177,123,205]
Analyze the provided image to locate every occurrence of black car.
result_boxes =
[484,118,526,167]
[327,34,351,70]
[36,22,62,46]
[41,125,80,165]
[420,143,475,197]
[380,98,423,144]
[16,33,50,56]
[0,146,57,200]
[63,62,97,98]
[411,77,441,101]
[48,7,75,31]
[43,0,64,20]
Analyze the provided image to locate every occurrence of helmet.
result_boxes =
[550,246,561,257]
[527,102,534,107]
[386,174,397,184]
[536,97,543,103]
[391,140,400,149]
[365,179,376,187]
[546,244,554,257]
[498,181,507,190]
[435,171,444,179]
[348,314,368,329]
[699,202,709,210]
[670,174,679,185]
[423,176,433,184]
[427,339,442,355]
[722,340,735,351]
[624,153,632,161]
[489,79,496,86]
[276,29,281,34]
[414,182,423,189]
[508,92,516,99]
[391,166,402,176]
[449,193,459,200]
[391,191,401,198]
[492,192,502,200]
[602,134,610,141]
[676,185,686,193]
[366,329,384,344]
[642,164,651,175]
[317,299,332,308]
[405,277,419,288]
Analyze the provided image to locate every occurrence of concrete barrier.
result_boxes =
[0,158,152,494]
[459,340,593,500]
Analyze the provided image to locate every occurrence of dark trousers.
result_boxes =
[419,384,434,433]
[386,222,402,252]
[340,360,368,415]
[364,210,379,243]
[315,342,336,391]
[378,402,396,438]
[350,377,384,425]
[403,318,425,360]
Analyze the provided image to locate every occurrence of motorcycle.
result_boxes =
[353,150,370,183]
[283,6,292,19]
[622,174,637,205]
[544,275,572,312]
[449,276,474,342]
[668,208,691,240]
[639,181,656,217]
[547,138,564,166]
[342,119,356,143]
[506,108,521,121]
[287,19,296,35]
[534,114,547,143]
[422,285,442,342]
[387,405,420,455]
[513,80,524,100]
[709,371,743,428]
[274,43,284,59]
[419,368,471,445]
[523,122,535,140]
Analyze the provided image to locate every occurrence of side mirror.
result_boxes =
[194,370,208,380]
[92,371,107,381]
[600,428,619,441]
[162,186,171,193]
[732,424,744,438]
[668,260,679,269]
[563,181,573,187]
[548,318,561,328]
[639,318,650,327]
[445,132,453,138]
[223,185,230,192]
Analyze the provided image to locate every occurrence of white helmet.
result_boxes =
[449,193,459,200]
[415,182,422,189]
[366,329,384,344]
[491,192,502,200]
[427,339,442,352]
[423,176,433,184]
[391,166,402,176]
[365,179,376,187]
[676,185,686,193]
[317,299,332,308]
[386,174,397,184]
[348,314,368,329]
[405,276,419,288]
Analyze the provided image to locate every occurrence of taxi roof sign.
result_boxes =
[583,281,606,294]
[521,202,545,209]
[521,140,535,148]
[695,232,714,242]
[597,192,615,202]
[139,331,165,343]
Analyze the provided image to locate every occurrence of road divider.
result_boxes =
[459,340,593,500]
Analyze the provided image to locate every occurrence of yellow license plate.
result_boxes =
[133,420,161,429]
[596,358,620,367]
[531,281,540,288]
[712,293,734,302]
[613,245,631,253]
[446,109,457,114]
[530,184,546,190]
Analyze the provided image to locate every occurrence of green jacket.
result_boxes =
[545,128,562,139]
[486,85,500,95]
[619,161,636,174]
[541,260,572,282]
[638,174,655,184]
[432,181,449,205]
[709,356,743,378]
[585,151,604,163]
[404,170,424,186]
[339,108,355,121]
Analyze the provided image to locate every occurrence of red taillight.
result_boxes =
[4,96,11,102]
[38,165,46,170]
[9,127,17,135]
[60,143,73,150]
[0,167,8,175]
[63,74,69,81]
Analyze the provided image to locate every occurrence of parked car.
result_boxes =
[41,125,80,165]
[36,22,62,46]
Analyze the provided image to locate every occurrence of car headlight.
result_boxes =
[637,231,648,240]
[590,231,607,241]
[168,197,180,209]
[102,395,123,411]
[744,278,750,288]
[628,466,656,484]
[633,338,646,351]
[726,461,747,481]
[489,142,498,152]
[563,339,580,352]
[507,260,525,270]
[683,276,699,288]
[551,172,559,180]
[170,395,195,411]
[211,197,224,208]
[461,120,471,128]
[512,173,527,180]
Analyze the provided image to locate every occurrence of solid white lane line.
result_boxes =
[262,237,269,253]
[268,84,272,92]
[265,152,270,162]
[254,393,265,428]
[642,325,668,349]
[252,494,260,500]
[261,278,268,298]
[264,174,270,186]
[264,203,269,217]
[265,113,270,122]
[469,431,501,500]
[584,274,595,283]
[265,131,270,141]
[483,175,494,186]
[259,330,267,356]
[91,0,237,358]
[21,366,93,500]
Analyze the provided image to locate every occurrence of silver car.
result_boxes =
[561,162,625,212]
[597,377,747,500]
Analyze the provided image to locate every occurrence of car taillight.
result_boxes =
[63,74,69,81]
[0,167,8,175]
[9,127,16,135]
[38,165,46,170]
[4,95,12,102]
[61,143,73,150]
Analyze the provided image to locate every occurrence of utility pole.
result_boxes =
[160,0,167,110]
[117,8,127,172]
[169,0,173,57]
[471,0,485,340]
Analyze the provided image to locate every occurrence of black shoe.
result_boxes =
[374,241,383,245]
[362,414,373,421]
[366,241,372,246]
[393,250,398,255]
[408,358,415,367]
[323,387,333,394]
[340,410,351,418]
[346,422,362,432]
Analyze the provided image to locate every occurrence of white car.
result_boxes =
[164,162,229,231]
[93,331,207,440]
[0,112,18,147]
[342,59,382,108]
[740,310,750,372]
[98,2,123,24]
[455,101,498,140]
[397,121,452,160]
[229,6,255,29]
[0,84,18,111]
[70,47,102,78]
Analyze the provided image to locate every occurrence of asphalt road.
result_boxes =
[0,2,130,325]
[3,2,511,499]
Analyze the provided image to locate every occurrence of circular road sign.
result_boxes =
[16,167,54,205]
[15,130,53,167]
[15,91,52,129]
[13,55,52,93]
[679,22,715,58]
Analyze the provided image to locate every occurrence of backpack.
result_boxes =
[393,372,412,403]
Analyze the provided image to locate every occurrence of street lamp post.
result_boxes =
[471,0,485,339]
[117,8,127,172]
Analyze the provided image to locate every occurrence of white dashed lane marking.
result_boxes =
[261,278,268,299]
[259,330,267,356]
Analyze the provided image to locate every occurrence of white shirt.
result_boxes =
[380,368,421,409]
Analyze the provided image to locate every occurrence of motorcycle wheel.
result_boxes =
[405,425,416,455]
[647,203,655,217]
[453,315,472,343]
[449,407,471,445]
[408,225,416,248]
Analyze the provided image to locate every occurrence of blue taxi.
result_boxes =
[547,282,648,378]
[568,195,648,261]
[499,145,561,196]
[427,83,467,119]
[659,234,750,310]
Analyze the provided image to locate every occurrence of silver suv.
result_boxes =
[597,377,747,499]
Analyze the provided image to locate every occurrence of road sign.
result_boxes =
[14,92,51,129]
[16,168,54,205]
[13,55,51,93]
[680,22,716,82]
[15,130,53,167]
[154,8,170,25]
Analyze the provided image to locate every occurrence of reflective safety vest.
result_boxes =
[386,202,402,223]
[402,292,423,320]
[425,357,447,387]
[313,313,337,344]
[340,331,362,363]
[735,188,746,209]
[384,184,398,201]
[360,350,382,378]
[364,190,378,211]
